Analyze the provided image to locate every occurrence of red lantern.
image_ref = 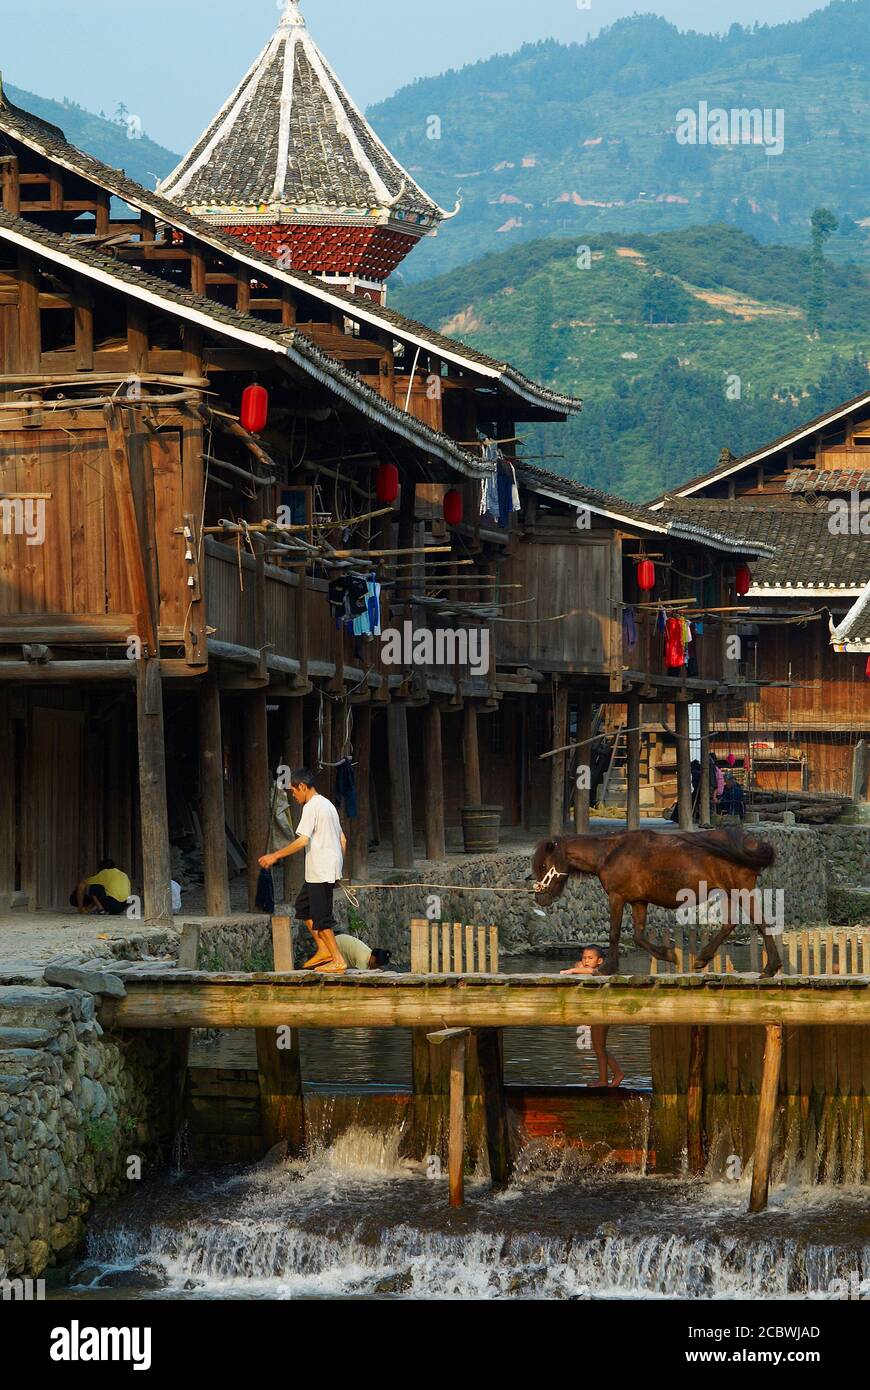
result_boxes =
[443,489,463,525]
[240,383,269,434]
[865,655,870,680]
[636,558,655,593]
[376,462,400,505]
[735,564,752,597]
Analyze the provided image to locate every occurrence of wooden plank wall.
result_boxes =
[499,534,613,670]
[652,1023,870,1181]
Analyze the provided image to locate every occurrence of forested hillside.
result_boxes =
[371,2,870,280]
[392,226,870,499]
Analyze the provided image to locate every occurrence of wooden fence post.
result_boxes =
[749,1023,783,1213]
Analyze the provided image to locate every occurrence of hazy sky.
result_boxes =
[4,0,826,152]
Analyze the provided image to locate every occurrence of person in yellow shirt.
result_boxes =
[71,860,132,917]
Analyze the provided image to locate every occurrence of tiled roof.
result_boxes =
[0,209,492,479]
[516,463,774,556]
[159,2,444,229]
[649,389,870,505]
[785,468,870,493]
[0,93,581,418]
[659,500,869,590]
[831,582,870,650]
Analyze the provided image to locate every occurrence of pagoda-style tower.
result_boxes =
[159,0,452,302]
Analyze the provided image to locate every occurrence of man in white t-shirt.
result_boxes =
[259,768,348,973]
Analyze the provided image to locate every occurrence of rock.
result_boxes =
[42,967,126,999]
[0,1028,58,1049]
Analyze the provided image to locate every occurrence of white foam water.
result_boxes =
[74,1127,870,1301]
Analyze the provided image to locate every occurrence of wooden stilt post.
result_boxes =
[749,1023,783,1213]
[424,702,446,861]
[699,700,712,827]
[686,1024,707,1175]
[477,1027,512,1186]
[428,1027,470,1208]
[675,700,693,831]
[0,690,15,911]
[462,702,482,807]
[549,683,568,836]
[626,693,641,832]
[387,703,414,870]
[169,926,201,1142]
[199,677,230,918]
[255,915,305,1156]
[574,698,593,833]
[350,703,372,883]
[244,690,270,912]
[282,698,305,901]
[136,660,173,925]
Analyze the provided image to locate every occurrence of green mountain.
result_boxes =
[371,1,870,282]
[390,226,870,500]
[4,84,180,191]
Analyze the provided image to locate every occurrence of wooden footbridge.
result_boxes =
[97,918,870,1216]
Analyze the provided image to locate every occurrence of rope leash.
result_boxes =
[340,871,563,907]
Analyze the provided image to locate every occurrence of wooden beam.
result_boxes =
[178,924,201,970]
[477,1028,512,1186]
[387,703,414,870]
[255,1023,305,1157]
[102,975,870,1032]
[749,1024,783,1213]
[549,684,568,836]
[675,701,693,831]
[463,701,482,807]
[281,699,305,901]
[574,699,594,833]
[103,406,157,656]
[626,694,641,832]
[349,703,371,883]
[17,252,41,373]
[423,703,445,861]
[686,1024,707,1176]
[127,302,150,374]
[699,700,712,826]
[71,282,94,372]
[244,690,270,911]
[199,677,231,917]
[0,690,15,910]
[1,156,21,216]
[428,1028,469,1207]
[136,658,173,925]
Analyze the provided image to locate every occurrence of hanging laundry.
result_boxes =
[665,615,685,670]
[509,462,521,513]
[623,606,638,650]
[334,758,359,820]
[496,461,514,527]
[656,605,667,636]
[366,575,381,637]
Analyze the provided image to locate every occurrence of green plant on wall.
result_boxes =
[83,1117,117,1155]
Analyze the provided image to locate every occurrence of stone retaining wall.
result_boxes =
[0,985,173,1279]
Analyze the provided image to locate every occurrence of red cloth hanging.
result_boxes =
[665,615,685,668]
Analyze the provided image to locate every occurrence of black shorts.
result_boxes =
[70,884,127,916]
[295,881,337,933]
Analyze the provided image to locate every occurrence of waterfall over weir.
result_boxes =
[72,1125,870,1302]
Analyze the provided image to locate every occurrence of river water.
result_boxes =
[57,949,870,1301]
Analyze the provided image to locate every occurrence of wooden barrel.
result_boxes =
[460,806,502,854]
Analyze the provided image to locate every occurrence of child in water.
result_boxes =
[561,945,625,1089]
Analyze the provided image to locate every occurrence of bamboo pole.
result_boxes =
[749,1024,783,1213]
